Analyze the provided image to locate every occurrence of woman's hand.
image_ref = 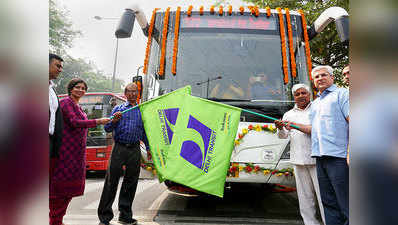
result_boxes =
[96,117,111,125]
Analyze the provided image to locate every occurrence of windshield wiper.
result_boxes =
[207,98,252,102]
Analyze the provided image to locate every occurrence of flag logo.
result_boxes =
[158,108,179,145]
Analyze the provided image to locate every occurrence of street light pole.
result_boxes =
[111,38,119,92]
[94,15,119,93]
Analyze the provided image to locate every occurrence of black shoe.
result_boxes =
[98,222,110,225]
[118,218,137,225]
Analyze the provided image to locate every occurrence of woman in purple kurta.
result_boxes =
[49,78,110,225]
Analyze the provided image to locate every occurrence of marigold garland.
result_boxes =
[227,163,294,177]
[219,5,223,16]
[210,5,215,14]
[239,6,244,15]
[299,10,313,81]
[158,7,170,76]
[277,8,289,84]
[187,5,193,17]
[254,6,259,17]
[266,7,271,17]
[228,5,232,15]
[172,7,181,75]
[234,124,277,146]
[199,6,204,15]
[143,8,159,75]
[285,8,297,78]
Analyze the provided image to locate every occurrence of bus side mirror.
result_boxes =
[115,9,135,38]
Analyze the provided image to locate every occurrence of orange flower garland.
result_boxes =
[210,5,215,14]
[285,8,297,78]
[219,5,223,16]
[299,10,313,81]
[158,7,170,76]
[172,7,181,75]
[228,5,232,15]
[199,6,204,15]
[239,6,244,15]
[143,8,160,75]
[254,6,259,17]
[266,7,271,17]
[187,5,193,17]
[277,8,289,84]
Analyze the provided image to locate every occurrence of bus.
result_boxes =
[116,5,349,191]
[59,92,126,172]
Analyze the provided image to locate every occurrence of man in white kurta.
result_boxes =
[275,84,325,225]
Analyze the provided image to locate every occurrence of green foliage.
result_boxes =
[54,56,124,94]
[243,0,349,87]
[49,0,81,55]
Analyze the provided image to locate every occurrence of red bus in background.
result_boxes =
[59,92,126,172]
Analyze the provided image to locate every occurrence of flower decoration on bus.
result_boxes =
[228,5,232,15]
[172,7,181,75]
[299,9,313,81]
[199,6,204,15]
[277,7,289,84]
[227,163,294,177]
[239,6,244,15]
[187,5,193,17]
[285,8,297,78]
[219,5,223,16]
[266,7,271,17]
[234,124,276,147]
[210,5,215,14]
[143,8,160,75]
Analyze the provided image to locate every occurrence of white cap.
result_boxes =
[292,83,310,95]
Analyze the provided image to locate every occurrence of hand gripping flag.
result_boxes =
[139,86,241,197]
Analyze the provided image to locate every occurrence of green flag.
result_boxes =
[140,86,242,197]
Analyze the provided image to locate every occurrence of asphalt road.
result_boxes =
[64,173,304,225]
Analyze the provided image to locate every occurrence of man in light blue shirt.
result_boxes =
[284,65,349,225]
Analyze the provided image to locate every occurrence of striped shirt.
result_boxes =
[104,102,149,149]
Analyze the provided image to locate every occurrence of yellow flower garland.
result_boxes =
[277,8,289,84]
[285,8,297,78]
[158,7,170,76]
[172,7,181,75]
[143,8,160,75]
[299,10,313,81]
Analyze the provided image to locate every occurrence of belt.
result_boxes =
[116,141,139,148]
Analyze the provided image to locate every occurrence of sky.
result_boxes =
[60,0,249,85]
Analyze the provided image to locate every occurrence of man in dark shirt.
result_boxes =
[98,83,149,225]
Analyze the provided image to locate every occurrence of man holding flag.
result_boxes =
[98,83,149,225]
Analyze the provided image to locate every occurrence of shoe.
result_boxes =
[118,218,137,225]
[98,222,110,225]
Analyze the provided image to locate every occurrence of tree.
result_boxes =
[49,0,81,55]
[243,0,349,87]
[54,56,125,94]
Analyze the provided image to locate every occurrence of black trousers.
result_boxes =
[98,142,141,223]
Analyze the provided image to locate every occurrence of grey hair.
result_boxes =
[292,83,310,95]
[311,65,334,79]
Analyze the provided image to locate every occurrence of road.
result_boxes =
[64,173,305,225]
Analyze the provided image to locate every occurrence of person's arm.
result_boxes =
[104,106,121,132]
[285,122,312,134]
[60,99,97,128]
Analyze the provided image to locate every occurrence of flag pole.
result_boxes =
[241,109,300,129]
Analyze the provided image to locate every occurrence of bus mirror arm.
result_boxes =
[308,7,349,43]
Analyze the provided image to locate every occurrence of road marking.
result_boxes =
[148,189,169,210]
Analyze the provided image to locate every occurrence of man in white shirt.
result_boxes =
[49,53,64,161]
[275,84,325,225]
